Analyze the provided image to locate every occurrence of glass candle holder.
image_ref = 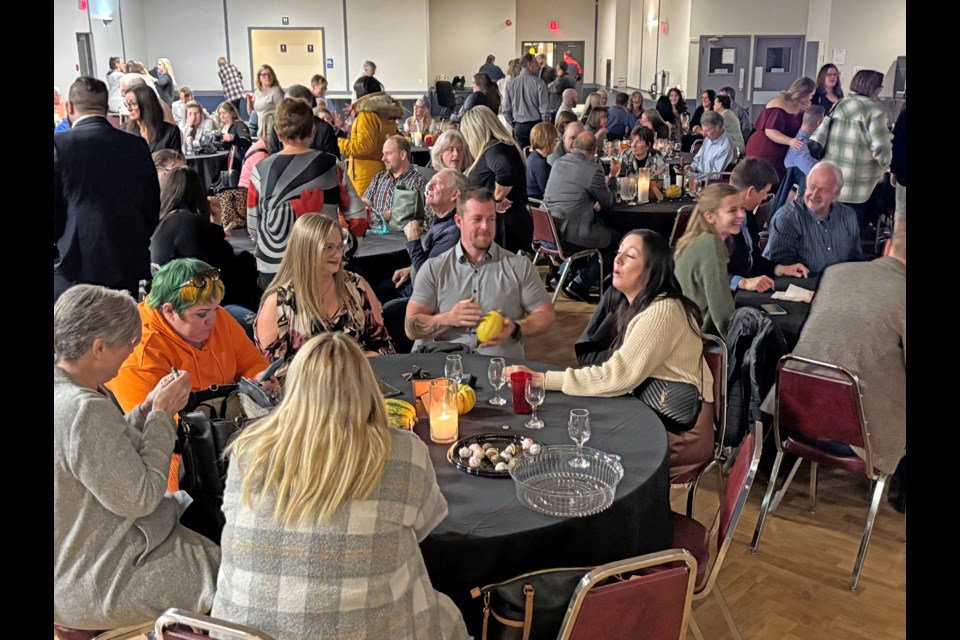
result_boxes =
[429,378,459,443]
[636,168,650,204]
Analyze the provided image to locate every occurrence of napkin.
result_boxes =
[771,284,815,303]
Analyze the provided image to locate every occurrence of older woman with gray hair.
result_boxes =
[54,284,219,629]
[430,129,473,173]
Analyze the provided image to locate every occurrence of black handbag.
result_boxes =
[633,354,704,434]
[470,566,593,640]
[177,378,276,543]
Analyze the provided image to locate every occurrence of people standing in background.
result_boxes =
[217,56,245,112]
[172,86,194,127]
[718,86,752,141]
[744,76,815,180]
[479,54,506,82]
[769,105,825,214]
[713,94,745,155]
[812,63,844,113]
[155,58,177,106]
[562,51,583,81]
[452,73,500,125]
[106,56,125,113]
[338,77,404,197]
[500,53,549,149]
[351,60,383,102]
[549,62,577,117]
[535,54,557,85]
[245,64,284,125]
[497,59,521,104]
[310,73,329,110]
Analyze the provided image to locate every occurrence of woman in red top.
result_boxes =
[744,76,816,180]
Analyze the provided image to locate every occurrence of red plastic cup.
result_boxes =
[511,371,532,414]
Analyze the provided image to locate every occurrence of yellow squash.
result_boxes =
[476,310,504,343]
[385,399,417,430]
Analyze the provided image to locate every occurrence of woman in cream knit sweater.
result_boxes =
[506,229,715,477]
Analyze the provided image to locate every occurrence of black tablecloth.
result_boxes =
[601,197,695,239]
[370,353,673,637]
[410,146,431,167]
[734,275,820,348]
[186,151,230,192]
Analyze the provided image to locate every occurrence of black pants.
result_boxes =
[512,121,540,149]
[54,272,140,306]
[382,297,414,354]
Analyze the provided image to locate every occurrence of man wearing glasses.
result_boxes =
[54,77,160,304]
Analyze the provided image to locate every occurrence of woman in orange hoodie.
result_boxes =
[107,257,270,490]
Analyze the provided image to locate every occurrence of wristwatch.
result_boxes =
[510,321,523,341]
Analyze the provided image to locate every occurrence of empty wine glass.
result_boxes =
[524,374,546,429]
[568,409,591,468]
[488,357,507,406]
[445,354,463,387]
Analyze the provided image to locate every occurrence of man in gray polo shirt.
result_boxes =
[501,53,549,149]
[405,187,556,357]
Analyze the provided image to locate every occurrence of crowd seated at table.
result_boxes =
[361,135,429,223]
[689,110,738,177]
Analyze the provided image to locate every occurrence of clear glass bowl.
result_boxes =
[509,445,624,517]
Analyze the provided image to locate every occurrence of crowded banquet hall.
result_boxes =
[54,1,906,638]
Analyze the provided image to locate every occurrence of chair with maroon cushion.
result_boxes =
[672,422,763,640]
[671,335,729,518]
[155,608,275,640]
[53,623,153,640]
[529,202,604,303]
[557,549,698,640]
[669,205,695,247]
[749,355,887,591]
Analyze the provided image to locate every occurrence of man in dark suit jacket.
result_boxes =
[54,77,161,304]
[727,157,809,294]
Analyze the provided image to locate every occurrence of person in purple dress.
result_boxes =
[744,77,816,180]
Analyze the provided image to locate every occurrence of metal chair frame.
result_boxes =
[749,355,887,591]
[668,204,695,247]
[53,623,153,640]
[155,608,276,640]
[529,202,604,303]
[557,549,699,640]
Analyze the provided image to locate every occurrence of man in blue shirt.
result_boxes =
[764,161,862,275]
[690,111,738,177]
[604,92,637,142]
[479,54,505,82]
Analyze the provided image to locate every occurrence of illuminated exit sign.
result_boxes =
[548,21,559,31]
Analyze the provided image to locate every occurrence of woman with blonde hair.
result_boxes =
[460,105,530,252]
[745,76,816,180]
[155,57,177,105]
[255,213,393,370]
[674,184,774,335]
[245,64,284,124]
[579,91,603,125]
[212,332,469,640]
[430,129,473,173]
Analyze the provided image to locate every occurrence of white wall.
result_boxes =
[805,0,832,69]
[516,0,597,84]
[596,0,617,86]
[54,0,93,94]
[88,0,123,83]
[430,0,517,84]
[347,0,428,92]
[658,0,691,94]
[826,0,904,79]
[119,0,147,63]
[141,0,226,91]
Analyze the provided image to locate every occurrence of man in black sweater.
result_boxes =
[267,84,340,157]
[54,77,160,304]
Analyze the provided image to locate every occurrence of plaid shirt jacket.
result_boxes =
[218,63,245,103]
[822,94,892,204]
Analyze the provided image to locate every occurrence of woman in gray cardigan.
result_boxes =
[54,285,220,629]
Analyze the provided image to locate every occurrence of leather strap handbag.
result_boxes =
[633,353,704,434]
[806,99,845,160]
[470,566,593,640]
[388,185,426,231]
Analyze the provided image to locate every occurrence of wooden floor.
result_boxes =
[527,294,907,640]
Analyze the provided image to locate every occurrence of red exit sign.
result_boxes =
[548,21,559,31]
[79,0,88,9]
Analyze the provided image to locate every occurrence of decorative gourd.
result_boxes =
[476,310,504,343]
[455,384,477,415]
[385,399,417,430]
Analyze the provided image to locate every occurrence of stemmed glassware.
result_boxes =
[524,374,546,429]
[445,355,463,387]
[488,357,507,406]
[568,409,591,468]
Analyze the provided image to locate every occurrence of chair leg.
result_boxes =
[850,474,887,591]
[770,457,803,513]
[688,614,705,640]
[750,451,784,553]
[713,587,744,640]
[809,462,818,513]
[552,260,573,304]
[596,252,604,299]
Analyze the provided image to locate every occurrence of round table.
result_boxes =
[410,146,432,167]
[734,275,819,348]
[370,353,673,637]
[185,151,230,192]
[601,196,696,238]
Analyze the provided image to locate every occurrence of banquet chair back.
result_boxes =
[750,356,885,590]
[54,623,153,640]
[435,81,456,118]
[530,203,604,303]
[690,138,704,155]
[155,608,275,640]
[557,549,698,640]
[669,205,694,247]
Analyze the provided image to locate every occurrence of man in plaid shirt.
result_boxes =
[822,69,892,241]
[217,56,245,111]
[362,134,428,220]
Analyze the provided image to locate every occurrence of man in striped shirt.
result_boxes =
[764,161,862,276]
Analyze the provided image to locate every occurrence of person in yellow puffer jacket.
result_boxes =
[338,77,403,197]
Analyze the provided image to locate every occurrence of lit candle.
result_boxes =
[636,167,650,204]
[429,379,459,443]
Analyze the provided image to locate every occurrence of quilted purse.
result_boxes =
[633,354,704,434]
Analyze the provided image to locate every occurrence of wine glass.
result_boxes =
[488,357,507,406]
[524,374,545,429]
[445,355,463,387]
[568,409,591,468]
